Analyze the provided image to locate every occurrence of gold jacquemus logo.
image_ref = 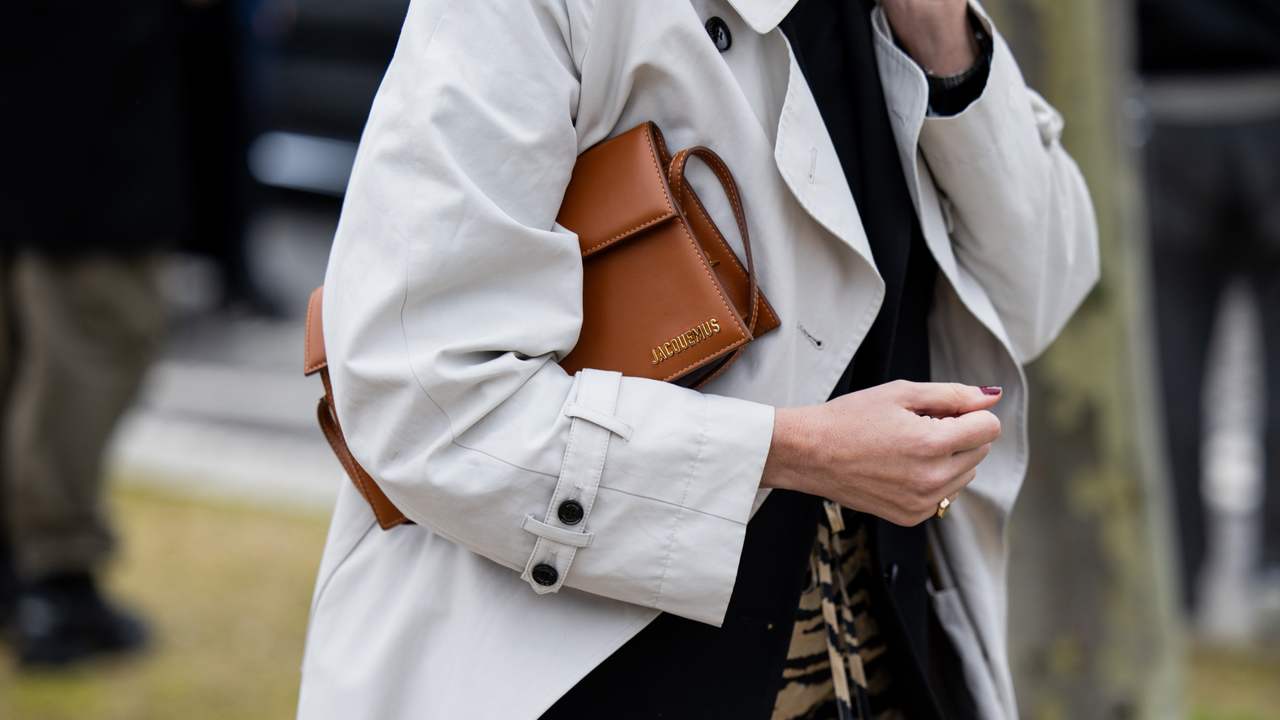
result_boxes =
[652,319,721,365]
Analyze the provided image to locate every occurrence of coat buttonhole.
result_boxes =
[941,196,955,234]
[808,148,817,184]
[797,323,823,349]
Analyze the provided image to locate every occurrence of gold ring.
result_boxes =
[936,497,951,519]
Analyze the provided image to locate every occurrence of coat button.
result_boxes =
[884,563,899,587]
[705,17,732,52]
[558,499,585,525]
[532,564,559,586]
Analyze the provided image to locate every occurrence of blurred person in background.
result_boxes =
[0,0,179,664]
[1139,0,1280,615]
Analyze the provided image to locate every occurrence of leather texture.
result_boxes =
[309,125,778,530]
[304,286,327,375]
[558,122,778,384]
[304,287,408,530]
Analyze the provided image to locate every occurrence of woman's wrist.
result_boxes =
[882,0,979,77]
[760,406,815,493]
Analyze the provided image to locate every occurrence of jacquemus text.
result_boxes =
[652,319,721,365]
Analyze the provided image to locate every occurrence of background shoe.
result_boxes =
[15,571,147,667]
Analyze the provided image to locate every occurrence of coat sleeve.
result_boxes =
[321,0,772,627]
[916,6,1100,364]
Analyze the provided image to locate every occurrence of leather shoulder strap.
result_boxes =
[317,389,408,530]
[304,285,409,530]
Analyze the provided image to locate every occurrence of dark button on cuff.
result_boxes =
[705,17,732,52]
[532,563,559,586]
[557,499,585,525]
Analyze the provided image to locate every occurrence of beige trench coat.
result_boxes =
[297,0,1099,717]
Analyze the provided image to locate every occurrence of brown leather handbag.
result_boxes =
[557,121,779,383]
[304,121,778,529]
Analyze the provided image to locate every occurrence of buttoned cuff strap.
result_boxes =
[564,402,633,441]
[519,369,626,594]
[520,515,595,547]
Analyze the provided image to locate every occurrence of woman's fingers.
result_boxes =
[897,381,1002,419]
[945,442,987,472]
[906,408,999,462]
[906,471,973,526]
[936,463,979,502]
[766,380,1001,527]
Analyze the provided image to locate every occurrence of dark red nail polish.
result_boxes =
[980,386,1002,396]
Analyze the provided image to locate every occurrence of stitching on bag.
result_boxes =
[654,149,751,382]
[683,186,780,330]
[304,300,326,374]
[660,336,748,382]
[695,151,779,330]
[755,293,779,327]
[304,311,314,368]
[686,189,747,285]
[578,127,676,257]
[666,203,745,374]
[579,213,671,256]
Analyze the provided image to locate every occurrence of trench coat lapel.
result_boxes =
[727,0,1017,359]
[723,0,879,272]
[867,6,964,285]
[868,4,1022,360]
[772,32,880,274]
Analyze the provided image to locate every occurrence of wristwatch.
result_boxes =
[925,13,993,94]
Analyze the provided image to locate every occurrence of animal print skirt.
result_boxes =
[771,502,903,720]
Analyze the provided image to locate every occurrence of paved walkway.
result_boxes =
[106,207,344,514]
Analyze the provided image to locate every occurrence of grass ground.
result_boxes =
[0,485,329,720]
[1189,644,1280,720]
[0,484,1276,719]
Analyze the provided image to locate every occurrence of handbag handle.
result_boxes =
[664,146,760,389]
[666,147,760,336]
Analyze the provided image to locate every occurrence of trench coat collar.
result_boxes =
[724,0,800,33]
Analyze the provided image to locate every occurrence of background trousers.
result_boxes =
[1147,118,1280,608]
[0,252,164,580]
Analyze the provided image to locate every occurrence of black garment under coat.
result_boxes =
[541,1,987,717]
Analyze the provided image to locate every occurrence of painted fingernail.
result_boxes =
[980,386,1002,396]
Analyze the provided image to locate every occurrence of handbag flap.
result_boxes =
[557,122,675,258]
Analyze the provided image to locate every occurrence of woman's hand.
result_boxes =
[761,380,1002,526]
[881,0,979,76]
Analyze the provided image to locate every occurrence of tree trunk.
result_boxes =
[978,0,1183,718]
